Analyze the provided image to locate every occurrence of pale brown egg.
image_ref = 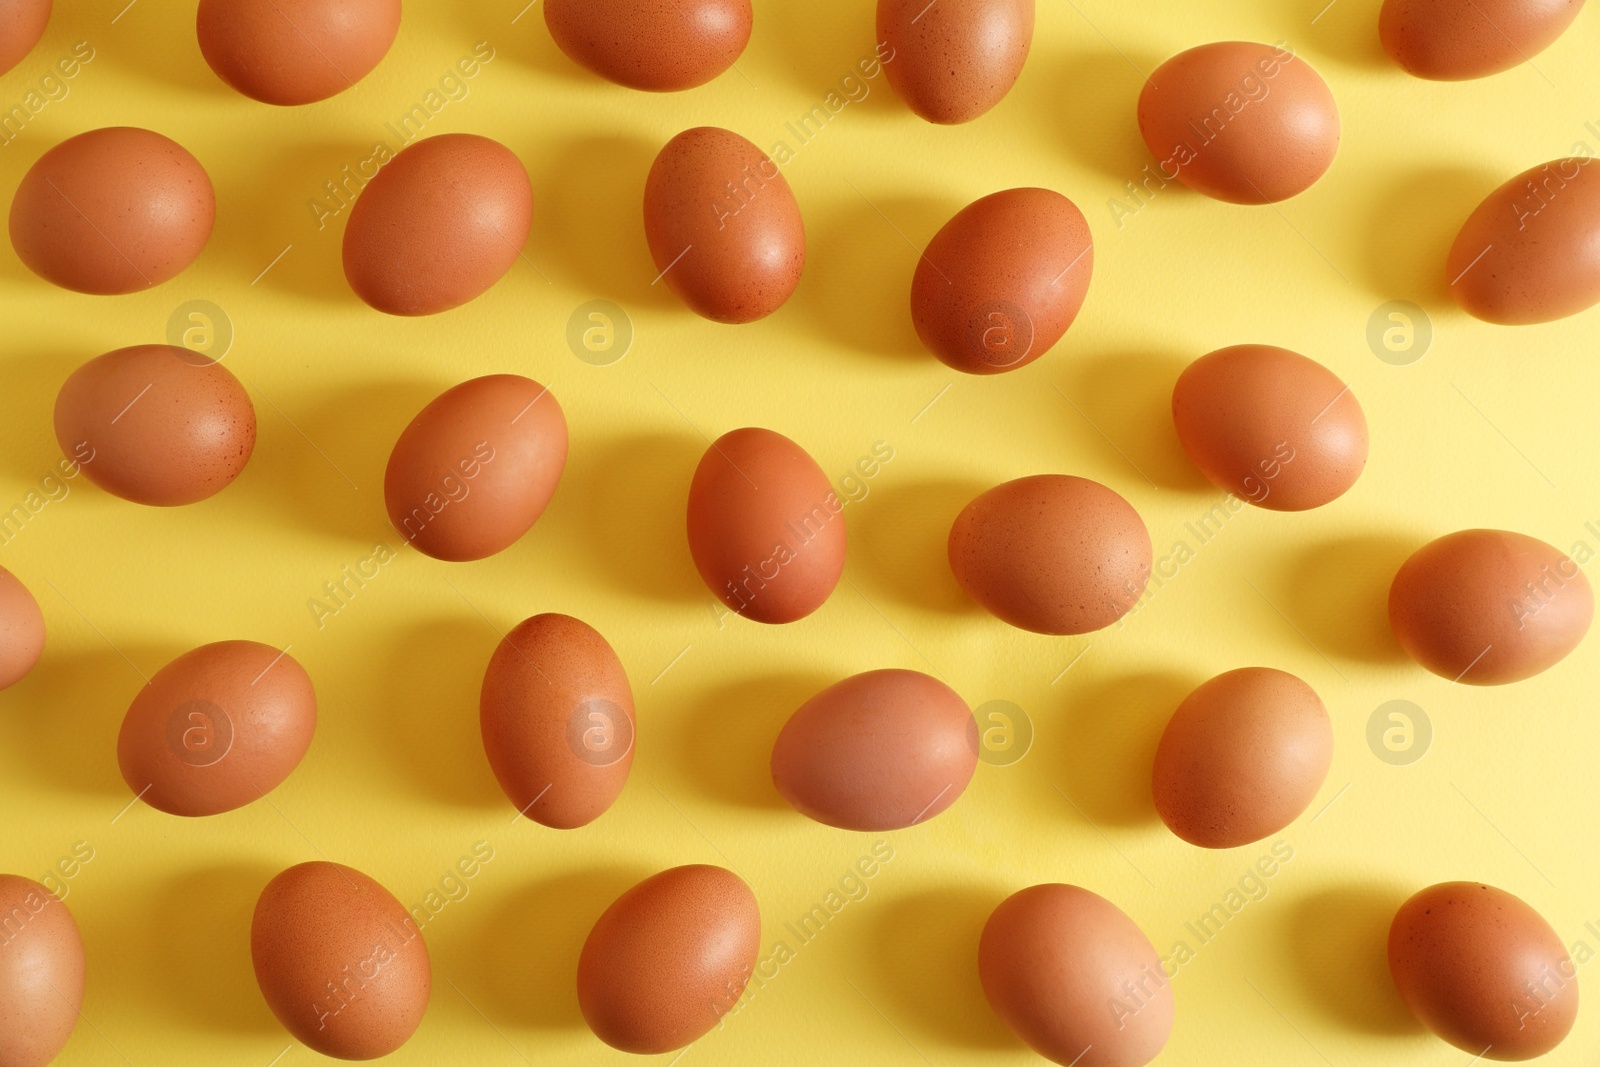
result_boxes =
[117,640,316,817]
[1389,529,1592,684]
[53,345,256,507]
[9,127,214,294]
[0,0,50,77]
[252,861,431,1059]
[878,0,1034,124]
[980,884,1173,1067]
[0,565,44,691]
[1172,344,1368,510]
[771,669,978,830]
[578,865,759,1054]
[948,475,1150,634]
[343,133,532,315]
[1389,882,1578,1059]
[480,613,635,829]
[197,0,400,104]
[1138,42,1339,204]
[0,875,83,1067]
[1381,0,1584,80]
[643,127,804,323]
[384,375,567,562]
[912,188,1093,374]
[545,0,751,91]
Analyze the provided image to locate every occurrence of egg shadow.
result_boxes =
[1282,535,1416,664]
[1045,47,1161,183]
[765,0,879,98]
[1290,0,1392,72]
[147,864,284,1035]
[1053,670,1195,827]
[1285,884,1422,1035]
[852,478,986,615]
[97,3,229,97]
[0,350,84,483]
[1056,350,1208,493]
[673,673,833,810]
[498,5,598,87]
[1360,165,1497,309]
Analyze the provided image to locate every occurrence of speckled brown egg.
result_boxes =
[252,861,431,1060]
[53,345,256,507]
[578,865,759,1054]
[912,188,1093,374]
[1381,0,1584,80]
[1389,882,1578,1059]
[9,127,214,294]
[879,0,1033,123]
[643,127,804,323]
[948,475,1150,635]
[480,613,635,829]
[771,669,978,831]
[1389,529,1593,684]
[0,0,50,77]
[343,133,532,315]
[1151,668,1333,849]
[384,375,568,562]
[197,0,400,105]
[1138,42,1340,204]
[1172,344,1368,510]
[545,0,751,91]
[0,875,83,1067]
[0,565,43,692]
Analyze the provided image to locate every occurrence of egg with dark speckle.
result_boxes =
[879,0,1033,123]
[545,0,751,91]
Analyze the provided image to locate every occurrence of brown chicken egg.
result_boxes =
[1138,42,1339,204]
[252,861,431,1060]
[878,0,1034,123]
[343,133,532,315]
[117,640,316,817]
[948,475,1150,635]
[197,0,400,104]
[0,0,49,77]
[578,865,759,1054]
[686,427,844,623]
[1151,668,1333,849]
[1389,882,1578,1059]
[480,613,635,829]
[643,127,805,323]
[54,345,256,507]
[1381,0,1584,80]
[0,565,44,691]
[384,375,567,562]
[912,188,1093,374]
[10,127,214,294]
[0,875,83,1067]
[980,884,1173,1067]
[1172,344,1368,510]
[1389,529,1592,684]
[771,669,978,831]
[545,0,752,91]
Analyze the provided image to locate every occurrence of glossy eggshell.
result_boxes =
[0,0,49,77]
[54,345,256,507]
[197,0,400,104]
[577,865,759,1054]
[1389,529,1593,684]
[771,669,978,831]
[480,613,635,829]
[1138,42,1340,204]
[544,0,751,91]
[878,0,1034,124]
[0,876,83,1067]
[686,427,845,624]
[948,475,1151,635]
[384,375,568,562]
[342,133,532,315]
[0,566,43,691]
[1380,0,1584,80]
[980,884,1173,1067]
[252,861,430,1060]
[912,188,1093,374]
[117,640,316,817]
[9,127,214,294]
[1389,882,1578,1059]
[1172,344,1368,511]
[1448,157,1600,325]
[1151,668,1333,849]
[643,127,805,323]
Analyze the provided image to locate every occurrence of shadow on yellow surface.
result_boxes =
[1054,669,1198,827]
[1286,883,1423,1036]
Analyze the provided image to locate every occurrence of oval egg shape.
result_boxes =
[1380,0,1584,80]
[878,0,1034,124]
[644,127,805,323]
[578,865,760,1054]
[1138,42,1340,204]
[54,345,256,507]
[1389,882,1578,1059]
[197,0,401,105]
[544,0,751,91]
[0,565,44,691]
[1172,344,1368,510]
[912,188,1093,374]
[771,669,978,831]
[343,133,532,315]
[948,474,1150,635]
[980,884,1173,1067]
[9,127,214,294]
[384,375,568,562]
[0,0,50,77]
[1389,529,1593,684]
[0,875,84,1067]
[252,861,431,1060]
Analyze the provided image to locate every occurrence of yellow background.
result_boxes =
[2,0,1597,1063]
